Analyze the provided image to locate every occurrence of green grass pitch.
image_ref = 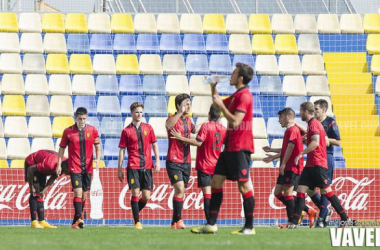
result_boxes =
[0,226,335,250]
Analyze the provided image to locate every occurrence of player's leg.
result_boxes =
[320,186,349,222]
[37,174,46,222]
[317,156,333,226]
[28,169,43,228]
[208,174,226,224]
[198,170,212,221]
[282,184,295,224]
[71,173,84,229]
[139,169,153,212]
[81,173,92,218]
[127,168,142,227]
[324,154,335,226]
[172,181,185,227]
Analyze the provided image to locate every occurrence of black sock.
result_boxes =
[293,192,306,224]
[242,190,255,229]
[319,194,329,219]
[325,191,348,221]
[284,195,295,223]
[138,198,147,212]
[311,193,322,210]
[275,193,286,206]
[131,196,140,223]
[29,195,38,221]
[303,205,310,213]
[73,197,82,224]
[208,188,223,226]
[172,197,184,224]
[37,196,44,221]
[203,194,211,221]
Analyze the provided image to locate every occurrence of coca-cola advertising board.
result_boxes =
[0,168,378,224]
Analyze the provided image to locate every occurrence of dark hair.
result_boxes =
[75,107,88,117]
[314,99,328,111]
[278,107,295,117]
[235,63,254,85]
[130,102,144,112]
[175,93,191,111]
[209,104,221,121]
[300,102,315,115]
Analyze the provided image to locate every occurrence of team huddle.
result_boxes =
[23,62,351,234]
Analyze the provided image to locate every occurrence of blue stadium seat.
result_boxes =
[209,54,232,74]
[107,160,127,168]
[144,96,167,117]
[232,55,255,69]
[183,34,206,54]
[253,96,263,117]
[143,75,166,95]
[113,34,136,54]
[152,138,169,160]
[206,34,228,54]
[261,96,287,118]
[267,117,286,138]
[160,34,183,54]
[67,34,90,54]
[249,75,260,95]
[334,160,346,168]
[260,76,283,95]
[186,54,209,74]
[97,96,121,116]
[217,83,235,95]
[121,96,143,116]
[333,145,344,161]
[96,75,119,95]
[136,34,160,54]
[119,75,142,95]
[285,96,307,115]
[100,117,123,138]
[104,138,123,160]
[74,96,97,116]
[90,34,113,54]
[86,117,101,135]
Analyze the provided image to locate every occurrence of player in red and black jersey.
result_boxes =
[165,93,196,229]
[263,108,317,228]
[192,63,256,235]
[118,102,160,230]
[292,102,349,227]
[57,107,102,229]
[170,104,226,222]
[25,150,69,229]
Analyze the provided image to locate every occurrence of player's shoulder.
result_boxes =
[325,116,336,124]
[86,124,99,132]
[143,122,153,130]
[63,124,76,134]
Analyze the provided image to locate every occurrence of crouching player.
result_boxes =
[25,150,69,228]
[171,104,226,221]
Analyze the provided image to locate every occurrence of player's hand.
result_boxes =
[170,129,182,140]
[40,188,47,198]
[56,165,62,177]
[96,161,100,171]
[118,169,124,183]
[279,164,285,176]
[154,161,161,173]
[294,154,303,165]
[31,186,36,197]
[263,154,274,163]
[262,146,272,153]
[212,95,224,109]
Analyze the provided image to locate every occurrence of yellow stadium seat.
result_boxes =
[329,83,373,96]
[52,117,75,138]
[327,72,371,84]
[42,13,65,33]
[366,34,380,54]
[249,14,272,34]
[331,94,375,106]
[94,160,106,168]
[2,95,26,116]
[363,14,380,33]
[10,160,24,168]
[371,55,380,75]
[251,34,275,54]
[275,34,298,54]
[323,52,366,64]
[203,14,226,34]
[167,96,192,117]
[111,13,134,33]
[0,160,9,168]
[325,62,368,73]
[116,54,139,74]
[69,54,93,74]
[46,54,69,74]
[65,13,88,33]
[0,13,18,32]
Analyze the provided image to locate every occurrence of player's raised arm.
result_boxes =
[170,129,203,147]
[214,96,245,129]
[166,100,187,130]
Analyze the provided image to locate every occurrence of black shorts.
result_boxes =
[214,151,251,181]
[71,173,92,192]
[166,161,191,187]
[127,168,153,190]
[298,166,330,190]
[197,170,212,188]
[276,171,298,187]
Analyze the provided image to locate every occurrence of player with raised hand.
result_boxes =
[25,150,69,229]
[170,104,226,222]
[165,94,196,229]
[192,63,255,235]
[57,107,102,229]
[263,108,317,228]
[118,102,160,230]
[292,102,349,228]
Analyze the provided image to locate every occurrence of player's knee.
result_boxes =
[238,182,250,194]
[73,189,83,198]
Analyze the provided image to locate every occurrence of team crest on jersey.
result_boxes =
[131,179,135,184]
[241,169,247,176]
[144,130,148,136]
[86,132,90,138]
[75,180,79,186]
[33,176,37,181]
[174,175,178,180]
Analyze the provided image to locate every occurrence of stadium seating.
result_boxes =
[267,117,286,138]
[317,14,341,33]
[134,14,157,33]
[100,117,123,138]
[28,117,53,138]
[283,75,306,96]
[226,14,248,34]
[3,95,26,116]
[49,75,72,95]
[0,13,18,32]
[74,96,97,115]
[137,34,159,53]
[46,54,69,74]
[249,14,272,34]
[104,138,122,159]
[42,13,65,33]
[294,14,317,33]
[119,75,142,95]
[96,75,119,95]
[229,34,251,54]
[253,118,267,139]
[367,34,380,54]
[50,95,74,116]
[160,34,183,53]
[139,54,163,74]
[72,75,96,95]
[298,34,321,54]
[203,14,226,34]
[20,33,43,53]
[278,55,302,75]
[111,13,134,33]
[286,96,307,115]
[363,14,380,33]
[19,13,42,33]
[251,34,275,54]
[340,14,364,33]
[88,13,111,33]
[0,120,4,137]
[90,34,113,53]
[69,54,93,74]
[31,138,55,153]
[192,96,213,117]
[4,117,28,138]
[233,55,254,68]
[97,96,121,116]
[260,76,282,95]
[251,139,269,160]
[0,53,22,74]
[93,54,116,75]
[113,34,136,54]
[0,33,20,53]
[121,96,143,116]
[302,54,326,75]
[275,34,298,54]
[306,75,331,96]
[148,117,168,138]
[271,14,295,34]
[65,13,88,33]
[163,54,186,75]
[180,14,202,33]
[55,138,68,157]
[23,54,46,74]
[52,117,75,138]
[143,75,166,95]
[26,95,49,116]
[209,54,232,74]
[166,75,190,95]
[189,75,210,96]
[0,139,6,160]
[44,33,67,53]
[157,14,180,33]
[25,74,48,95]
[7,138,30,159]
[206,34,228,53]
[255,55,279,75]
[183,34,206,53]
[186,54,209,74]
[2,74,25,95]
[67,34,90,53]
